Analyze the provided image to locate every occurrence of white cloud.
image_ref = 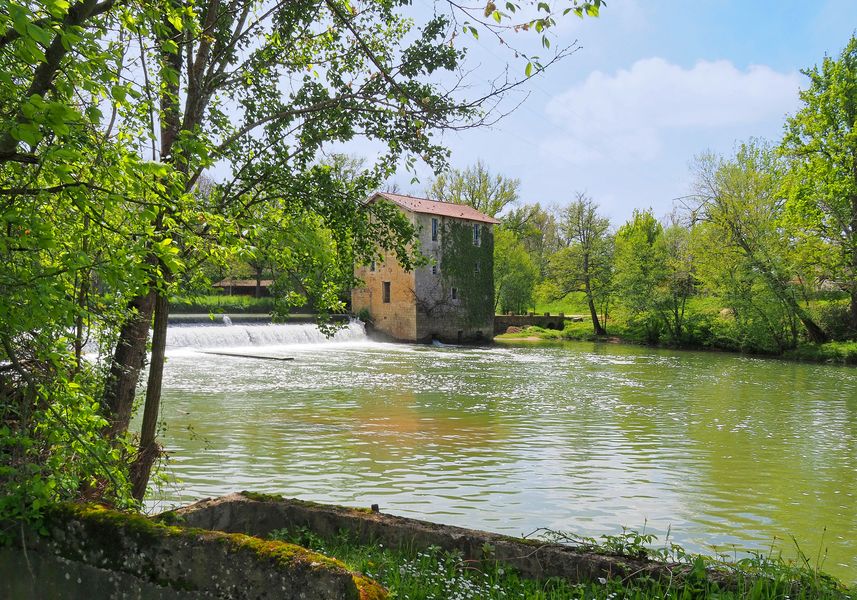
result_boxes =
[541,57,801,163]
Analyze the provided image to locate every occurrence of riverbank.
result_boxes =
[271,526,849,600]
[180,492,852,599]
[495,322,857,366]
[5,494,850,599]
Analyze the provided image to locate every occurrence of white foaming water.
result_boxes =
[166,320,369,349]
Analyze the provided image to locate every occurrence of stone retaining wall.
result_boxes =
[168,492,694,587]
[2,503,385,600]
[494,314,582,335]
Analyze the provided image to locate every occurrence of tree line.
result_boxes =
[438,38,857,354]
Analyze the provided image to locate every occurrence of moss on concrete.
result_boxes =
[239,491,374,514]
[352,575,387,600]
[22,501,388,599]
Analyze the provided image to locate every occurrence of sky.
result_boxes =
[386,0,857,223]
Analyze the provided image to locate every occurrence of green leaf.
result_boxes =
[167,13,183,31]
[11,123,42,146]
[525,62,533,77]
[111,85,127,103]
[45,0,70,17]
[26,23,53,46]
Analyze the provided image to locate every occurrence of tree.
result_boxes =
[494,228,539,314]
[429,160,520,217]
[550,194,612,335]
[613,211,697,343]
[781,35,857,332]
[109,0,528,499]
[0,0,607,517]
[690,142,827,345]
[0,0,172,516]
[502,203,561,277]
[613,209,667,341]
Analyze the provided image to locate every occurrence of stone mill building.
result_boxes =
[352,192,499,343]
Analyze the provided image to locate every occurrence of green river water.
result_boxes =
[154,323,857,584]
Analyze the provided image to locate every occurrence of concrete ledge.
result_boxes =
[167,314,351,325]
[2,503,385,600]
[166,492,701,586]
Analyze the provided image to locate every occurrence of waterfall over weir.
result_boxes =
[166,320,369,349]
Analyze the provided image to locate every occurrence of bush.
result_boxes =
[812,300,852,341]
[786,341,857,365]
[170,295,274,314]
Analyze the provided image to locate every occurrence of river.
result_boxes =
[150,322,857,584]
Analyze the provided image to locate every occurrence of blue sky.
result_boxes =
[389,0,857,223]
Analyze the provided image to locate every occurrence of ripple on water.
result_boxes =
[148,339,857,584]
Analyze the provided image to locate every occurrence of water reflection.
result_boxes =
[148,339,857,584]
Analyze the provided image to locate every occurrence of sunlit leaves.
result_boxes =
[781,34,857,331]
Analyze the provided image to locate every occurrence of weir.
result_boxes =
[165,320,371,349]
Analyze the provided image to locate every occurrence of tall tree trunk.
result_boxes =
[73,216,90,373]
[585,289,605,336]
[850,192,857,333]
[582,252,605,335]
[850,287,857,334]
[127,11,187,497]
[103,288,156,436]
[734,235,828,344]
[791,297,827,343]
[255,265,263,298]
[130,284,170,501]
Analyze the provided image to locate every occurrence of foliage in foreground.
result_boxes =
[270,527,850,600]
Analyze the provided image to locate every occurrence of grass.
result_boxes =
[533,291,591,317]
[784,341,857,365]
[497,323,857,366]
[503,292,857,365]
[170,294,274,314]
[269,526,851,600]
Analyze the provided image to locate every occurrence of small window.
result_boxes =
[431,264,438,275]
[451,287,458,300]
[382,281,391,303]
[431,218,438,242]
[474,261,481,274]
[370,261,376,272]
[473,224,481,246]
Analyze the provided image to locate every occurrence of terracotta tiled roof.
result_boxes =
[371,192,501,225]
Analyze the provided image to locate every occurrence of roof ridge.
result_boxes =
[371,191,500,224]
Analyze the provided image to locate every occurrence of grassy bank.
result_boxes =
[525,292,857,363]
[170,294,274,314]
[494,320,857,365]
[270,527,849,599]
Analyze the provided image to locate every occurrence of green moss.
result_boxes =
[239,491,375,514]
[47,503,346,573]
[216,530,350,572]
[353,574,388,600]
[153,509,186,525]
[239,490,286,503]
[49,502,187,545]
